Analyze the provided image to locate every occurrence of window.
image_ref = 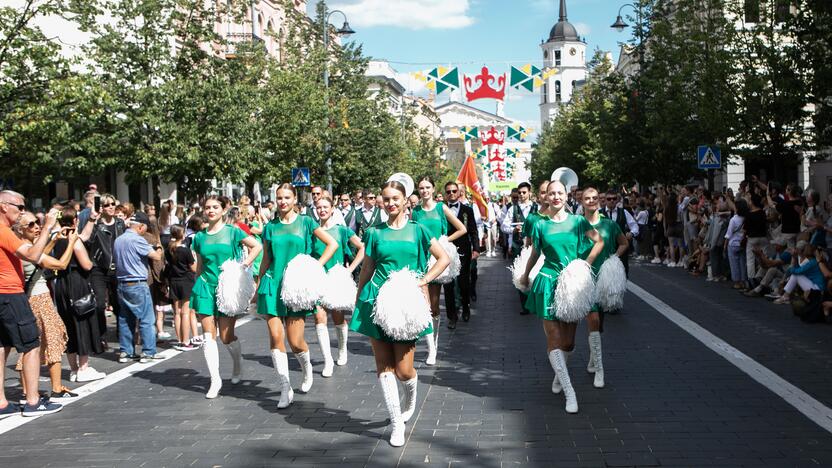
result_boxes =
[775,0,791,23]
[555,81,561,102]
[542,83,548,103]
[555,50,561,66]
[744,0,760,23]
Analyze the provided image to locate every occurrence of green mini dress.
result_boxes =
[411,202,448,240]
[524,214,594,321]
[349,222,435,343]
[190,224,250,317]
[588,216,623,313]
[311,224,356,272]
[257,214,319,317]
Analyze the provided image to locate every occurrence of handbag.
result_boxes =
[68,270,97,317]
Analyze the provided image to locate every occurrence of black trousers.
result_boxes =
[443,251,472,321]
[89,267,119,338]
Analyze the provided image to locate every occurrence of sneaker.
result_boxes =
[50,388,79,400]
[667,262,676,267]
[764,292,781,299]
[19,392,49,405]
[157,331,173,341]
[773,296,790,305]
[651,258,662,264]
[75,367,106,382]
[22,397,63,417]
[174,342,197,351]
[118,352,138,363]
[189,336,204,347]
[139,353,165,363]
[0,402,20,420]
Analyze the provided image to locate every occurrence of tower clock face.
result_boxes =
[569,47,577,56]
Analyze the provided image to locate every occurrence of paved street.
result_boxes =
[3,257,832,467]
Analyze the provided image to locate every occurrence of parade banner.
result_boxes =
[413,64,557,103]
[414,66,460,96]
[457,156,488,217]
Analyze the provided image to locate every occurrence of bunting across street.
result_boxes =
[414,66,461,96]
[412,63,557,102]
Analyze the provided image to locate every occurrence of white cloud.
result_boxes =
[574,22,591,37]
[330,0,474,30]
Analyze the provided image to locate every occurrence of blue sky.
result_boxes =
[315,0,635,140]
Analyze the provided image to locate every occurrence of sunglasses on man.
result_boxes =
[1,201,25,211]
[446,189,458,195]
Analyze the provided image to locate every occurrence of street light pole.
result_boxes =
[321,4,354,195]
[610,2,644,68]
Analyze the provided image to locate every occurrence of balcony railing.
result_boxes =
[225,32,264,57]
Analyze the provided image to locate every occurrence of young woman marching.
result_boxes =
[410,176,466,365]
[579,188,628,389]
[350,180,450,447]
[520,180,603,414]
[256,184,338,408]
[311,193,365,375]
[190,196,262,398]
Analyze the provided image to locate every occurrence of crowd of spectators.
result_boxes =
[590,178,832,324]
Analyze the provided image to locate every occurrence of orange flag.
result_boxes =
[456,155,488,218]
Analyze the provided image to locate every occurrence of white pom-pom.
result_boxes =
[428,236,461,284]
[595,255,627,311]
[216,260,256,316]
[509,247,543,293]
[554,260,595,323]
[320,264,357,311]
[280,254,327,311]
[373,269,431,341]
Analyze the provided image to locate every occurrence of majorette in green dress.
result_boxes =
[587,216,623,313]
[524,214,595,321]
[190,224,249,317]
[257,214,319,317]
[349,222,435,343]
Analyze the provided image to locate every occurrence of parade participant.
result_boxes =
[501,182,537,260]
[520,180,603,414]
[257,184,337,408]
[443,182,480,328]
[79,192,125,350]
[305,186,323,222]
[339,193,358,232]
[580,187,628,389]
[601,191,639,277]
[458,189,482,302]
[356,189,387,239]
[13,212,76,401]
[411,177,467,364]
[190,196,262,399]
[350,179,450,447]
[515,181,552,315]
[312,193,365,373]
[485,197,502,257]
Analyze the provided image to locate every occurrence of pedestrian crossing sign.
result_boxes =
[697,145,721,170]
[292,167,311,187]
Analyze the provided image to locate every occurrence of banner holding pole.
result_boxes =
[456,156,488,218]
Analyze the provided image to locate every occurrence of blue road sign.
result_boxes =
[697,145,721,170]
[292,167,311,187]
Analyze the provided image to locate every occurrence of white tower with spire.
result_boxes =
[540,0,587,127]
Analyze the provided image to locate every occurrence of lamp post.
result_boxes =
[610,3,644,67]
[322,6,355,194]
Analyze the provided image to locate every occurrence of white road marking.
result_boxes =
[0,315,256,435]
[628,281,832,433]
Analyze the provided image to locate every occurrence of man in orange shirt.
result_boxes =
[0,190,63,418]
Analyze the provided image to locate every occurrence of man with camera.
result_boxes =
[114,212,165,363]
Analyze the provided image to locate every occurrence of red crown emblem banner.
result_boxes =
[488,147,505,163]
[464,67,506,102]
[481,126,505,146]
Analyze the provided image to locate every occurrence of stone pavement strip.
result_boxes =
[2,257,832,467]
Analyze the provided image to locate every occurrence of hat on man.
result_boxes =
[128,211,152,229]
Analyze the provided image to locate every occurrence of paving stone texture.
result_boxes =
[3,257,832,467]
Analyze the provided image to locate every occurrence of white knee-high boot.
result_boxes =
[549,349,578,413]
[295,351,313,392]
[270,349,293,409]
[587,334,598,374]
[379,372,405,447]
[203,334,222,399]
[225,339,242,384]
[400,375,418,423]
[335,324,349,366]
[426,317,439,365]
[551,350,571,394]
[316,324,334,377]
[589,332,604,388]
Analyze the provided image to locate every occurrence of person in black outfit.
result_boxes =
[164,225,197,350]
[79,193,125,347]
[443,182,481,328]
